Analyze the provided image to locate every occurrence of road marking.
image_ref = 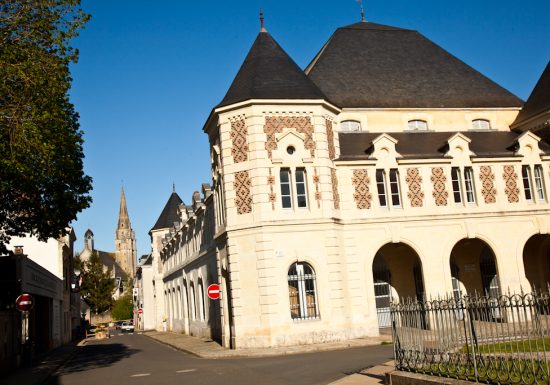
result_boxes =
[176,369,197,373]
[130,373,151,377]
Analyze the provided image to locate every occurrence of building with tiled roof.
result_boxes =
[155,17,550,349]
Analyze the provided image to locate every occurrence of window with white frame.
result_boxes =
[340,120,362,132]
[451,167,476,205]
[288,262,319,320]
[376,169,401,208]
[280,168,308,209]
[522,165,546,203]
[407,120,428,131]
[471,119,491,130]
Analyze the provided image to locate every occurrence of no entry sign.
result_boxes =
[15,293,34,312]
[137,308,143,315]
[207,284,221,300]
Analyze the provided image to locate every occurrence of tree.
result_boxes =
[111,291,133,321]
[0,0,92,253]
[80,252,115,318]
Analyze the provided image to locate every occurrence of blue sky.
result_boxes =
[70,0,550,258]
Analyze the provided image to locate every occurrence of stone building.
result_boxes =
[155,20,550,349]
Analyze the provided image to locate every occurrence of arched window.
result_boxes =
[340,120,362,132]
[189,283,196,320]
[198,279,206,321]
[407,120,428,131]
[288,262,319,320]
[471,119,491,130]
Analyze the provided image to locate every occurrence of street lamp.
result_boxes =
[71,268,82,293]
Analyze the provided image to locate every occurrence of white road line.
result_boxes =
[176,369,197,373]
[130,373,151,377]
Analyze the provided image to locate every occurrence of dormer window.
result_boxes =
[407,120,428,131]
[472,119,491,130]
[340,120,362,132]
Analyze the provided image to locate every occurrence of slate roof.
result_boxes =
[97,251,127,280]
[306,22,523,109]
[337,131,550,160]
[217,31,327,108]
[151,192,183,231]
[513,61,550,126]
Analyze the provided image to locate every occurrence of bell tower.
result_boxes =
[115,187,136,275]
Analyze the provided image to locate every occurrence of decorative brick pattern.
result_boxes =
[431,167,448,206]
[325,119,336,160]
[351,169,372,209]
[268,168,276,210]
[331,169,340,209]
[264,116,315,159]
[406,168,424,207]
[479,166,497,204]
[234,171,252,214]
[313,168,321,208]
[230,116,248,163]
[503,165,520,203]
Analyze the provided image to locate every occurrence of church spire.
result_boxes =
[118,187,130,229]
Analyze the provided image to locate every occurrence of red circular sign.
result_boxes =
[15,294,34,312]
[137,308,143,315]
[207,284,221,300]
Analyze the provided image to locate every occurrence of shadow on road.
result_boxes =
[58,342,140,374]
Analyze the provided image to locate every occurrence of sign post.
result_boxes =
[15,294,34,366]
[207,284,221,300]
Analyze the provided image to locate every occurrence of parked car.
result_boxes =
[120,321,134,332]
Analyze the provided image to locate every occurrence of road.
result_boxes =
[45,332,394,385]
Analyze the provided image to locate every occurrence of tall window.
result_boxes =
[280,168,308,209]
[523,165,546,203]
[190,283,196,320]
[376,169,401,208]
[451,167,476,205]
[340,120,361,132]
[407,120,428,131]
[288,262,319,320]
[198,281,206,321]
[472,119,491,130]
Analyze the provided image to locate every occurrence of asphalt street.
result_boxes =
[44,332,394,385]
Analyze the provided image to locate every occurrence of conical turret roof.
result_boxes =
[117,188,131,229]
[151,191,183,231]
[217,31,327,108]
[513,61,550,127]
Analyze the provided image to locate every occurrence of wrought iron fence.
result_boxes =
[391,290,550,384]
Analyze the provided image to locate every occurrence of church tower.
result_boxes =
[115,188,136,275]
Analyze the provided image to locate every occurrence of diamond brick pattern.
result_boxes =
[268,168,276,210]
[406,168,424,207]
[314,169,321,208]
[479,166,497,204]
[326,119,336,160]
[264,116,315,159]
[230,116,248,163]
[331,169,340,209]
[234,170,252,214]
[503,165,520,203]
[352,169,372,209]
[431,167,448,206]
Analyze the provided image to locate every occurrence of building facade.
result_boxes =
[155,21,550,349]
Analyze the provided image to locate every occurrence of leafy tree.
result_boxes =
[111,291,133,321]
[80,252,114,317]
[0,0,92,253]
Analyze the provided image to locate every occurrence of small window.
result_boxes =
[472,119,491,130]
[451,167,463,204]
[280,169,292,208]
[522,165,533,202]
[376,169,401,208]
[464,167,476,204]
[295,169,308,208]
[534,165,546,202]
[280,168,308,209]
[407,120,428,131]
[288,262,319,320]
[451,167,476,205]
[340,120,361,132]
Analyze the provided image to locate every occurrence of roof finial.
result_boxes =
[260,7,267,32]
[172,182,175,192]
[357,0,366,22]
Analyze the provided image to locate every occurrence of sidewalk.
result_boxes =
[144,330,395,384]
[3,340,85,385]
[143,330,392,358]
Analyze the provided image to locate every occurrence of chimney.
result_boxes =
[14,246,24,255]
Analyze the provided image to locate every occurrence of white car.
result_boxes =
[120,321,134,332]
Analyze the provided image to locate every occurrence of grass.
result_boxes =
[462,338,550,353]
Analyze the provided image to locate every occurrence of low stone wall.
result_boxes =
[388,371,475,385]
